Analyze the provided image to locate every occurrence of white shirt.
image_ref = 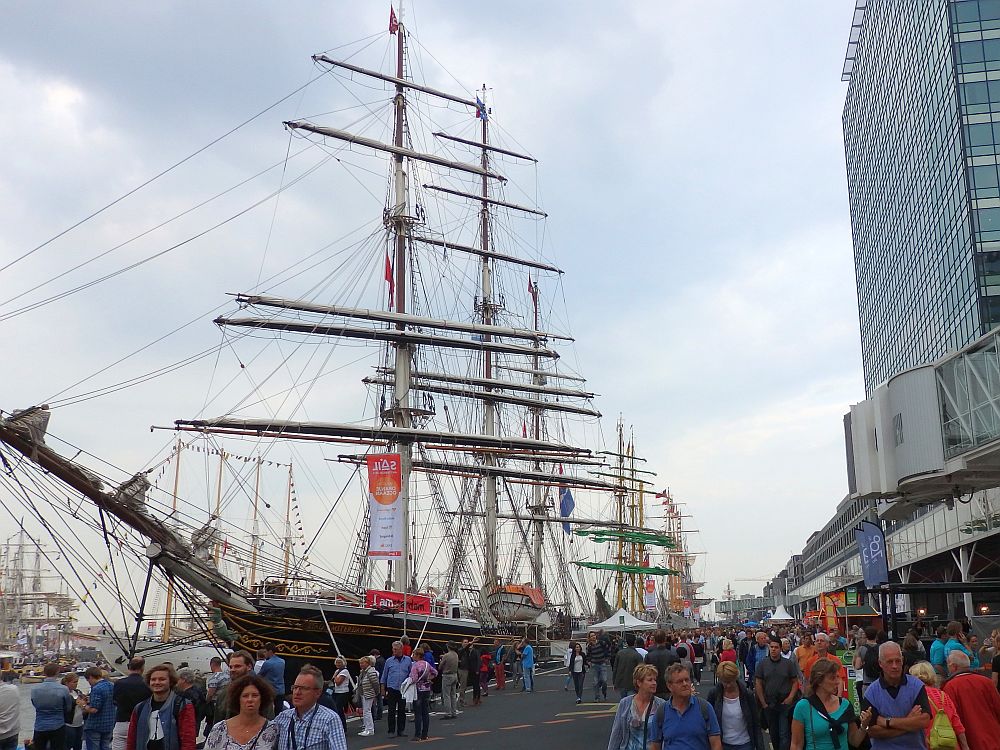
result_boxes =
[0,683,19,740]
[333,669,350,694]
[720,695,751,745]
[636,647,648,658]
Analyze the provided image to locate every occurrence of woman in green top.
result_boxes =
[790,660,869,750]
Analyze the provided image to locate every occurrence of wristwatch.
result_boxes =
[885,718,892,729]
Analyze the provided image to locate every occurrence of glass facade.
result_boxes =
[936,329,1000,457]
[843,0,1000,396]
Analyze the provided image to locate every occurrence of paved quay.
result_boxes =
[349,666,622,749]
[347,665,716,749]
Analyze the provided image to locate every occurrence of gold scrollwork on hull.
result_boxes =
[236,635,331,657]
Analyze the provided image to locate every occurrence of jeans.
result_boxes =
[523,666,534,692]
[385,687,406,735]
[591,662,608,700]
[84,729,111,750]
[361,696,374,734]
[333,693,349,733]
[441,673,458,717]
[412,691,430,740]
[66,726,84,750]
[763,703,792,750]
[571,671,584,700]
[0,736,17,750]
[722,743,755,750]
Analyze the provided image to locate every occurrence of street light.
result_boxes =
[980,605,990,615]
[917,608,927,617]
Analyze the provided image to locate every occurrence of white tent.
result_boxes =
[765,605,796,623]
[591,608,657,632]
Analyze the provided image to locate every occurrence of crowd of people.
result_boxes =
[601,621,1000,750]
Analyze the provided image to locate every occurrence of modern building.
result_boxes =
[843,0,1000,397]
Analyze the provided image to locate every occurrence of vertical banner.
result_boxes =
[366,453,403,557]
[854,520,889,588]
[820,592,846,633]
[643,576,657,612]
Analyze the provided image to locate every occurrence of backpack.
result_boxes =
[927,693,957,750]
[862,644,881,682]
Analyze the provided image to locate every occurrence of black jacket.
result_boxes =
[706,682,766,750]
[643,645,679,699]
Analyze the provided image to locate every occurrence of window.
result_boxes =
[893,413,904,446]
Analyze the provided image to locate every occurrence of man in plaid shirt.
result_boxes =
[274,666,346,750]
[82,667,115,750]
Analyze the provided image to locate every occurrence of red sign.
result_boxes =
[365,589,432,615]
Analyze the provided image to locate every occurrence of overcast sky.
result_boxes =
[0,1,862,623]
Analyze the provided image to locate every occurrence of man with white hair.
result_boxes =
[943,649,1000,750]
[859,641,930,749]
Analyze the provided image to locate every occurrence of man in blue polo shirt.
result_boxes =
[660,663,721,750]
[380,641,412,738]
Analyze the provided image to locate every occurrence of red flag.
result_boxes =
[522,421,527,437]
[389,7,399,34]
[384,251,395,309]
[528,279,538,307]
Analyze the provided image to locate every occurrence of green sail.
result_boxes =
[574,528,678,547]
[572,560,680,576]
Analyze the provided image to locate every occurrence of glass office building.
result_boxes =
[843,0,1000,395]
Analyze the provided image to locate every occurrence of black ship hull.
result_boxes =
[219,598,484,677]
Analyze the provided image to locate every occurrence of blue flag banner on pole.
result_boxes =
[559,486,575,534]
[855,520,889,588]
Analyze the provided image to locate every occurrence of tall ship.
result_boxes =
[0,12,660,674]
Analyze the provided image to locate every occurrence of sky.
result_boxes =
[0,1,863,624]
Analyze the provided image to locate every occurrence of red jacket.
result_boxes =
[943,670,1000,750]
[125,697,196,750]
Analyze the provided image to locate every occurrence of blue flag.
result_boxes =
[855,520,889,588]
[559,486,574,534]
[476,96,488,121]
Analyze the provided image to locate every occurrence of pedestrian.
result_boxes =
[901,634,923,673]
[63,674,85,750]
[215,653,271,722]
[203,658,229,733]
[607,664,665,750]
[32,662,73,750]
[492,639,506,690]
[563,642,576,692]
[943,649,1000,750]
[408,646,437,742]
[273,667,346,750]
[718,639,737,664]
[369,649,384,721]
[929,626,949,678]
[587,630,611,702]
[330,657,351,733]
[112,659,150,750]
[859,642,931,748]
[257,646,286,718]
[380,640,412,737]
[438,643,459,720]
[400,637,412,657]
[745,633,769,688]
[203,674,276,750]
[790,659,868,750]
[175,670,207,738]
[794,634,815,681]
[509,641,523,689]
[612,633,644,700]
[463,640,481,705]
[520,638,535,693]
[706,661,765,750]
[456,640,471,707]
[754,636,800,750]
[82,666,116,750]
[355,656,380,737]
[692,639,706,683]
[941,621,980,670]
[645,630,680,701]
[478,648,492,698]
[125,664,196,750]
[0,672,19,750]
[659,663,721,750]
[907,661,969,750]
[568,642,587,704]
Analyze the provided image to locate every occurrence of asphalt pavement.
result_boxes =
[348,664,622,750]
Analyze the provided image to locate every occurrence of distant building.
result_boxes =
[843,0,1000,395]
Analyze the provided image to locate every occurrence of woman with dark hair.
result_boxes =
[568,642,587,704]
[203,674,276,750]
[790,660,868,750]
[901,634,923,671]
[408,646,438,741]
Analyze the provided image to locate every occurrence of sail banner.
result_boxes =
[366,453,403,557]
[854,520,889,588]
[643,576,657,611]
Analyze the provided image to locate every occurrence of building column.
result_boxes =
[897,565,911,615]
[950,542,978,620]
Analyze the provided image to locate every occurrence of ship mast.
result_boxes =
[479,85,499,591]
[390,19,414,594]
